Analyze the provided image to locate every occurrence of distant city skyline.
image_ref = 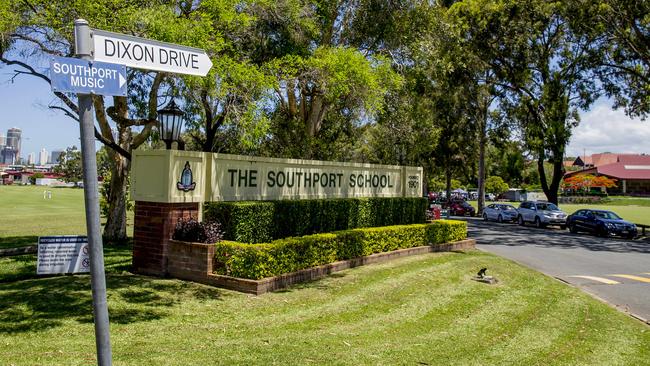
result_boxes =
[0,68,82,157]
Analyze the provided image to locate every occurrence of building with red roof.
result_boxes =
[565,154,650,195]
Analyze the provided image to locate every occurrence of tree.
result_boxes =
[562,174,617,193]
[29,172,44,185]
[569,0,650,118]
[451,0,600,204]
[266,46,401,159]
[485,176,509,196]
[487,141,525,187]
[0,1,217,243]
[53,146,82,184]
[247,0,409,160]
[179,1,277,154]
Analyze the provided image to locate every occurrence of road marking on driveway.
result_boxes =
[610,274,650,283]
[569,276,620,285]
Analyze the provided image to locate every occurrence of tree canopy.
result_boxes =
[2,0,646,223]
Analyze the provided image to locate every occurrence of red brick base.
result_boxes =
[132,201,199,276]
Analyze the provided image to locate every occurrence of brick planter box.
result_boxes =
[167,238,476,295]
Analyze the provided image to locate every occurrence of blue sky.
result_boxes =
[0,67,80,156]
[1,64,649,161]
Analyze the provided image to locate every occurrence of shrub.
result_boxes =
[214,220,467,279]
[172,218,224,244]
[204,197,428,243]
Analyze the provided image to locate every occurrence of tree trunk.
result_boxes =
[103,152,130,244]
[546,159,564,205]
[537,153,561,205]
[306,95,326,137]
[477,105,488,214]
[477,137,486,213]
[445,166,452,204]
[287,79,297,117]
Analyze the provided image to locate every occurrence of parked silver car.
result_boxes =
[517,201,567,229]
[482,203,518,223]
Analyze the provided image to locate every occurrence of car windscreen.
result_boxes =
[592,211,621,220]
[536,203,559,211]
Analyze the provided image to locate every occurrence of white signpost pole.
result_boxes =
[74,19,113,366]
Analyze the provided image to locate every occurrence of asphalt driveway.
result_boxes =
[462,217,650,323]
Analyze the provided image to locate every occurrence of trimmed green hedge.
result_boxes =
[213,220,467,280]
[204,197,427,243]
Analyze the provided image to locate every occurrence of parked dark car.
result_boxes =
[449,200,475,217]
[567,209,637,239]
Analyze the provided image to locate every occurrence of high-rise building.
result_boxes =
[50,150,64,164]
[28,152,36,165]
[1,146,16,165]
[39,148,49,165]
[6,128,21,161]
[0,133,6,147]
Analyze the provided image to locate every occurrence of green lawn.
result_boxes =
[606,196,650,207]
[1,248,648,365]
[0,185,133,248]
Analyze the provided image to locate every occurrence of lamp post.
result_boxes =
[157,98,185,150]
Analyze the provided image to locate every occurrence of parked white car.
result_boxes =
[516,201,567,229]
[482,203,518,223]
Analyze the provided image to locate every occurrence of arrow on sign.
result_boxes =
[50,56,127,96]
[92,29,213,76]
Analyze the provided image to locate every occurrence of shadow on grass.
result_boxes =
[0,272,228,334]
[0,236,38,250]
[0,245,133,284]
[0,243,229,334]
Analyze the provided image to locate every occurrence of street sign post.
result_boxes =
[93,29,213,76]
[64,20,212,366]
[50,56,127,96]
[74,19,113,366]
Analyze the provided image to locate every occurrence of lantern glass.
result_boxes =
[157,99,184,148]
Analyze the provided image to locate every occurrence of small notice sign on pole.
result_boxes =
[37,236,90,275]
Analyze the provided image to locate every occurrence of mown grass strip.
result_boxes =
[0,249,648,365]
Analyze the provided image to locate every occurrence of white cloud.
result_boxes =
[567,102,650,157]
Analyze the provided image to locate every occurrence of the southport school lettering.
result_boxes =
[227,169,395,189]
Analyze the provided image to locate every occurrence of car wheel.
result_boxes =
[518,215,525,226]
[497,215,503,223]
[482,213,488,221]
[569,224,578,233]
[534,217,543,228]
[597,226,609,237]
[627,233,636,240]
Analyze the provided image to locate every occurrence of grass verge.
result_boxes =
[1,248,648,365]
[0,185,133,248]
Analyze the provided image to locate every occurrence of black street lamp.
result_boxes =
[157,98,185,150]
